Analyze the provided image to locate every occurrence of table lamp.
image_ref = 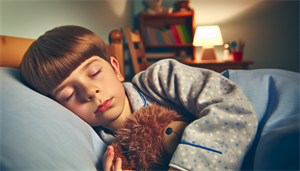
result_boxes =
[193,25,223,60]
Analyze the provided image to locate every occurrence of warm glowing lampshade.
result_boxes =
[193,25,223,60]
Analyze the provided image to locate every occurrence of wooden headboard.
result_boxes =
[0,30,124,76]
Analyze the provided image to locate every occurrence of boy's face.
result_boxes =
[51,56,129,130]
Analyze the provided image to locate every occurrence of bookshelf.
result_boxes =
[140,10,196,61]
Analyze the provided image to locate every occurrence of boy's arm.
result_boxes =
[132,59,258,171]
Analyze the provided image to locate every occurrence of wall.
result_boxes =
[1,0,134,80]
[1,0,299,80]
[133,0,299,72]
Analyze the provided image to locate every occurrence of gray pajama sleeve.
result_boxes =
[132,59,258,171]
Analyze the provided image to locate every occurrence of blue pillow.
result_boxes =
[221,69,300,170]
[0,67,107,170]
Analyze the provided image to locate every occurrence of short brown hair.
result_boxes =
[20,25,110,95]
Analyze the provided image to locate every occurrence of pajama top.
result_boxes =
[98,59,258,171]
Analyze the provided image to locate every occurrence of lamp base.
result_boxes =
[201,47,217,60]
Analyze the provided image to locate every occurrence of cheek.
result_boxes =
[103,75,124,93]
[66,103,90,120]
[112,79,125,99]
[102,76,125,107]
[67,103,101,126]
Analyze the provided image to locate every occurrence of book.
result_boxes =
[166,29,176,44]
[144,27,152,45]
[161,27,172,45]
[145,27,151,45]
[159,30,170,45]
[147,27,158,45]
[154,29,164,45]
[170,25,182,44]
[175,25,187,44]
[181,25,192,43]
[146,52,176,59]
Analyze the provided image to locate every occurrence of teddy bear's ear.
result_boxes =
[162,121,189,155]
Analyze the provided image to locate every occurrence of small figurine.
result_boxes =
[174,0,191,13]
[223,42,232,61]
[145,0,168,15]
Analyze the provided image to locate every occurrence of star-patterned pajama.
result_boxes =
[99,59,258,171]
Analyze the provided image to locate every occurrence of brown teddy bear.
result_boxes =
[111,104,193,170]
[174,0,191,13]
[145,0,169,15]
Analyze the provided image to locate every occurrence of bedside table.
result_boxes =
[181,59,253,73]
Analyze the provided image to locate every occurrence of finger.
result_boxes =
[103,146,110,157]
[107,145,114,153]
[104,152,114,171]
[102,146,111,162]
[114,157,122,171]
[103,148,115,171]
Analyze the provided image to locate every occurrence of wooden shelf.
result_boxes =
[142,11,194,19]
[145,43,193,48]
[140,10,196,59]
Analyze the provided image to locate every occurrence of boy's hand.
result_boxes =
[103,145,122,171]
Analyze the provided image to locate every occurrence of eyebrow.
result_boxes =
[82,58,100,71]
[54,58,100,98]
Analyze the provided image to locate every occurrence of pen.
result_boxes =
[238,40,245,52]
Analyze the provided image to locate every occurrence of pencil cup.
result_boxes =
[232,52,243,61]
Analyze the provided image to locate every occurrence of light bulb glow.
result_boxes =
[195,27,219,40]
[193,25,223,47]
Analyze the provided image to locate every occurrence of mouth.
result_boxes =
[95,98,113,114]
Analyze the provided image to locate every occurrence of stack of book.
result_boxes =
[146,48,176,61]
[144,25,192,46]
[145,48,192,63]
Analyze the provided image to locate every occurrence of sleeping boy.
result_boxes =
[20,25,258,171]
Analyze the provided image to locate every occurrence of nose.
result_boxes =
[86,89,99,101]
[83,84,100,102]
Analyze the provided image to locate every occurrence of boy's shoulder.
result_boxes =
[149,58,207,73]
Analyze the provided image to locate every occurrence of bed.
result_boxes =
[1,30,299,170]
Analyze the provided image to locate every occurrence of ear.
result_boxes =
[110,56,124,82]
[162,121,189,155]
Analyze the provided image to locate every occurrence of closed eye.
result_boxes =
[91,70,101,77]
[65,91,75,102]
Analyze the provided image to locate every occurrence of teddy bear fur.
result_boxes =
[174,0,191,12]
[111,104,187,171]
[145,0,168,15]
